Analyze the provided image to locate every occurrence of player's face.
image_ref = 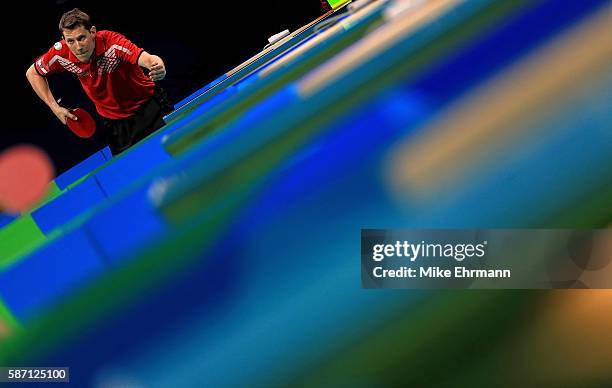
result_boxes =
[62,25,97,63]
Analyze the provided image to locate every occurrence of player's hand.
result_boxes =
[149,62,166,81]
[52,106,78,125]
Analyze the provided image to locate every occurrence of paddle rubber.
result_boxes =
[67,107,96,138]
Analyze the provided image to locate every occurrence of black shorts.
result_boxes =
[101,86,174,155]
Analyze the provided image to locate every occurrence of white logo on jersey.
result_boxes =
[48,55,85,76]
[96,45,131,74]
[54,41,63,50]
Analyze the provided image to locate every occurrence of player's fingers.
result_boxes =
[150,70,165,79]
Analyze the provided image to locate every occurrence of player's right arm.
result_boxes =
[25,64,76,125]
[26,42,77,125]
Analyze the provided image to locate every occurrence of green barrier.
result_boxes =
[328,0,351,10]
[0,215,46,269]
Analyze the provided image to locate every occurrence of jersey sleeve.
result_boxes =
[104,31,144,65]
[33,42,68,77]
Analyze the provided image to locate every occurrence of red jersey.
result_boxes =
[34,30,155,119]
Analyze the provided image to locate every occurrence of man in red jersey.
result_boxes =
[26,8,173,155]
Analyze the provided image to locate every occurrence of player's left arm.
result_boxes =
[138,51,166,81]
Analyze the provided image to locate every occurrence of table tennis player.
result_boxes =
[26,8,173,155]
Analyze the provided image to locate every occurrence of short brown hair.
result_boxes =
[59,8,92,33]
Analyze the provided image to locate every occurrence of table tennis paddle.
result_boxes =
[0,145,54,214]
[57,98,96,139]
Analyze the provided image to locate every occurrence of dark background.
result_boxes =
[3,0,325,174]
